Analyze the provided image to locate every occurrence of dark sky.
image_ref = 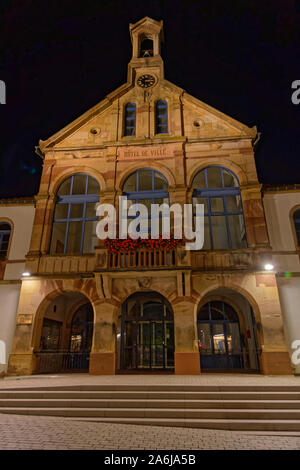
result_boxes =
[0,0,299,198]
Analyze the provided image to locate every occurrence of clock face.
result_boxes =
[137,74,155,88]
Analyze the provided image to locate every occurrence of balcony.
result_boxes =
[35,248,263,275]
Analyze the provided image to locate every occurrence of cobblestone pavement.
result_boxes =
[0,413,300,449]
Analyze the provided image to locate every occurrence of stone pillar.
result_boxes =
[256,273,292,375]
[89,300,118,375]
[173,300,201,375]
[7,280,37,375]
[241,186,269,248]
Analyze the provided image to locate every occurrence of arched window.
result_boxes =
[0,222,11,258]
[155,100,168,134]
[192,166,247,250]
[50,174,100,255]
[124,103,136,136]
[123,169,169,235]
[293,209,300,246]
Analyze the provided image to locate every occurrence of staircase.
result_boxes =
[1,383,300,430]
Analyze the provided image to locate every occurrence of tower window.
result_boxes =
[124,103,136,137]
[155,100,168,134]
[140,38,153,57]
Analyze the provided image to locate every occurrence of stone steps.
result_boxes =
[1,384,300,430]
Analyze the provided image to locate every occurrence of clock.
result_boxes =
[137,74,156,88]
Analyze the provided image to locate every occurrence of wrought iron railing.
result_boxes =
[34,351,90,373]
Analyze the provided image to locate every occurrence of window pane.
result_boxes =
[210,301,225,320]
[54,203,69,220]
[226,195,241,212]
[211,215,228,249]
[223,169,237,187]
[210,197,224,212]
[213,324,226,354]
[193,197,208,213]
[124,173,137,192]
[83,220,98,253]
[228,214,247,249]
[227,323,242,354]
[87,177,100,194]
[224,303,238,321]
[197,323,212,354]
[154,172,168,190]
[66,221,82,253]
[72,175,87,195]
[0,242,9,255]
[206,167,222,188]
[203,217,211,249]
[58,177,72,196]
[139,170,152,191]
[0,223,11,231]
[138,198,152,214]
[50,222,67,254]
[198,305,210,321]
[193,171,206,188]
[70,204,83,219]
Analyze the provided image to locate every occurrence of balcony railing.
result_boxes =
[108,248,177,269]
[38,254,96,274]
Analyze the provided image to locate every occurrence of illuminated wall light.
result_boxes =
[264,264,274,271]
[22,272,31,277]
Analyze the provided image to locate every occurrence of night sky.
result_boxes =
[0,0,299,198]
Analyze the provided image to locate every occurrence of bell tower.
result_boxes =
[127,17,164,84]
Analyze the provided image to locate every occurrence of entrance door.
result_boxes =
[120,293,174,371]
[197,301,243,370]
[137,320,174,368]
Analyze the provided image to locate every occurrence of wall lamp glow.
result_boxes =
[22,272,31,277]
[264,264,274,271]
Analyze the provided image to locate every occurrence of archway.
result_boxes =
[117,292,174,371]
[35,291,94,373]
[197,288,260,372]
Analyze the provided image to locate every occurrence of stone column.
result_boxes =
[255,273,292,375]
[173,300,201,375]
[7,280,37,375]
[89,300,118,375]
[241,186,269,247]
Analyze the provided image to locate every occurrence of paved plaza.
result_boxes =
[1,374,300,450]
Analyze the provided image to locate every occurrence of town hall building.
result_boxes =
[1,17,298,377]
